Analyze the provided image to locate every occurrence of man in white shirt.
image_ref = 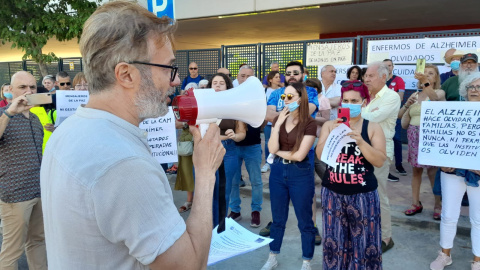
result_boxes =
[320,65,341,120]
[362,61,401,254]
[40,2,225,269]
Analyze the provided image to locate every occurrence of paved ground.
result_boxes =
[1,144,472,269]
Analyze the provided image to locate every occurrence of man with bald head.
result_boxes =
[181,62,204,91]
[217,67,230,77]
[0,71,47,269]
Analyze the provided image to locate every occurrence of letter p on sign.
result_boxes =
[148,0,175,20]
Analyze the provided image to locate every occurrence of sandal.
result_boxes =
[178,202,192,213]
[433,206,441,220]
[404,202,423,216]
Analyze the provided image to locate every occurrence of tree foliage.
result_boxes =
[0,0,99,76]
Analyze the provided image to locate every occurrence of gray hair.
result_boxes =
[80,1,176,94]
[368,61,389,81]
[270,61,279,67]
[198,79,209,87]
[185,82,198,90]
[459,72,480,100]
[320,65,335,74]
[239,64,255,74]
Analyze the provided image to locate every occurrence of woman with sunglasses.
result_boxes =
[399,64,445,219]
[430,73,480,270]
[261,82,317,270]
[316,80,386,270]
[206,73,246,226]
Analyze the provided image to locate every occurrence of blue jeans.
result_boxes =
[393,118,403,166]
[269,157,315,260]
[230,144,263,213]
[264,125,272,161]
[212,139,239,226]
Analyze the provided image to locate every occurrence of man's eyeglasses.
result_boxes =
[280,93,299,100]
[285,70,301,76]
[59,82,71,86]
[466,85,480,92]
[189,67,198,70]
[128,61,178,82]
[341,81,363,87]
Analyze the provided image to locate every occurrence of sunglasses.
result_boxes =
[189,67,198,70]
[59,82,71,86]
[280,93,299,100]
[341,81,363,87]
[285,70,301,76]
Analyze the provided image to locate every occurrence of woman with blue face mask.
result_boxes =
[261,82,317,270]
[0,83,12,108]
[316,80,387,270]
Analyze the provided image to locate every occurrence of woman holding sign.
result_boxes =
[260,82,316,270]
[316,80,386,270]
[430,73,480,270]
[400,64,445,219]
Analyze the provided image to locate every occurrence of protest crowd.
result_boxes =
[0,1,479,270]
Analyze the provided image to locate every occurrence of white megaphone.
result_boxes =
[172,76,266,136]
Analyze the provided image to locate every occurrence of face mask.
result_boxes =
[450,60,460,71]
[341,101,364,118]
[3,93,12,99]
[287,100,300,112]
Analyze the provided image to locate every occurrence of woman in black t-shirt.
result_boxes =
[260,82,317,270]
[316,81,386,270]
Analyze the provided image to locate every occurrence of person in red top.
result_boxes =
[317,80,386,269]
[383,59,407,180]
[261,82,317,270]
[0,83,12,107]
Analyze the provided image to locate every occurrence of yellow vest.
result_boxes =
[30,107,53,154]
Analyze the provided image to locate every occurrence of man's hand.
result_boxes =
[44,123,56,132]
[7,94,32,115]
[190,123,225,178]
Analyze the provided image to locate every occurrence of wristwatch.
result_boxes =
[423,82,431,88]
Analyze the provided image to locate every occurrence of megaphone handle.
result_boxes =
[200,123,209,138]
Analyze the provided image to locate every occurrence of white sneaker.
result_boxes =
[301,260,311,270]
[261,163,270,173]
[260,254,278,270]
[430,250,452,270]
[472,261,480,270]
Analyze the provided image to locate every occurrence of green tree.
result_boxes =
[0,0,99,77]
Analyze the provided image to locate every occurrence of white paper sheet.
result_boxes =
[207,218,273,266]
[321,124,355,167]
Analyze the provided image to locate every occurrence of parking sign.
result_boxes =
[147,0,175,20]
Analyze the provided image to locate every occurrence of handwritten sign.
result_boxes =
[139,107,178,164]
[367,36,480,64]
[55,90,89,126]
[307,42,353,66]
[321,124,355,167]
[418,102,480,170]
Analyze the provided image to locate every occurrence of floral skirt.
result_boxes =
[321,187,382,270]
[407,125,432,169]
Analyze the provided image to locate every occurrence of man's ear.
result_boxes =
[115,62,138,89]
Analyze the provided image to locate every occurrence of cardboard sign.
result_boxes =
[307,42,353,66]
[367,36,480,64]
[55,90,89,126]
[418,101,480,170]
[139,107,178,164]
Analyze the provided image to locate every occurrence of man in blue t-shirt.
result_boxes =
[181,62,204,90]
[262,61,285,88]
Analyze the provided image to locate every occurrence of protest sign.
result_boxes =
[321,124,355,167]
[139,107,178,164]
[418,102,480,170]
[55,90,89,126]
[367,36,480,64]
[307,42,353,66]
